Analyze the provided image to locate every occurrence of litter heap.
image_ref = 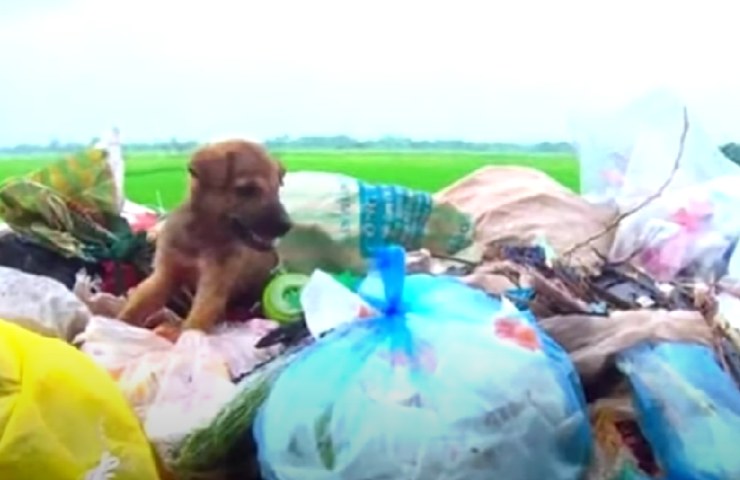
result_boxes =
[2,92,740,480]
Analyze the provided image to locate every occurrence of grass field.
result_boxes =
[0,150,579,210]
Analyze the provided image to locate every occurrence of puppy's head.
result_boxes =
[187,140,291,251]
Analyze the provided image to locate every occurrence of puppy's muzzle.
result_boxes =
[255,202,292,238]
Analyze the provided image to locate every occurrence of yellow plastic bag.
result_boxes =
[0,319,160,480]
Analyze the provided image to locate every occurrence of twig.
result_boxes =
[562,106,690,260]
[430,253,478,267]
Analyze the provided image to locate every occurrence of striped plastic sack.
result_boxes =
[276,171,475,275]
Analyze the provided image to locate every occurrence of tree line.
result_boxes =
[1,136,575,155]
[4,137,740,165]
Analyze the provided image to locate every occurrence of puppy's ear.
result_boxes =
[188,145,233,188]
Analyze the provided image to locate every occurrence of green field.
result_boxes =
[0,150,579,210]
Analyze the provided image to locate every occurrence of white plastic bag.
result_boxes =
[719,293,740,331]
[0,266,90,341]
[609,179,738,280]
[718,245,740,330]
[573,90,740,280]
[94,127,125,211]
[300,269,378,339]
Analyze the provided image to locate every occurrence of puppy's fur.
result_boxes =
[118,140,291,331]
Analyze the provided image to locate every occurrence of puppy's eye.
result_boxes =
[235,184,259,197]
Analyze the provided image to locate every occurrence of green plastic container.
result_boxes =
[262,273,310,324]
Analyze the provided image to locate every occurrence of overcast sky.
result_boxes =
[0,0,737,145]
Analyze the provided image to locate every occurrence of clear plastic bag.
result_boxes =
[572,90,740,281]
[612,177,740,281]
[616,342,740,479]
[573,89,736,206]
[255,246,593,480]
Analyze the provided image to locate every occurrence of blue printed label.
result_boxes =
[357,181,433,256]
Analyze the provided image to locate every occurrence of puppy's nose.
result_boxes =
[260,203,292,237]
[273,214,292,237]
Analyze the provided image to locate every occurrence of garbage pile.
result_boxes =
[1,91,740,480]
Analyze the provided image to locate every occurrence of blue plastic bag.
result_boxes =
[255,246,593,480]
[617,342,740,480]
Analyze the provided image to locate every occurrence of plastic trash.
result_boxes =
[76,316,284,465]
[143,329,239,463]
[613,177,740,281]
[433,165,616,269]
[616,342,740,479]
[573,89,737,206]
[0,319,160,479]
[0,266,90,342]
[718,242,740,330]
[276,171,475,276]
[300,269,378,339]
[572,90,740,281]
[94,127,125,211]
[255,246,593,480]
[540,310,712,386]
[0,232,88,289]
[262,273,311,324]
[77,316,283,400]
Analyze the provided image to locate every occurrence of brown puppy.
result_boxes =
[118,140,291,331]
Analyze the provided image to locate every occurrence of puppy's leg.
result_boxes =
[182,263,236,332]
[119,270,177,327]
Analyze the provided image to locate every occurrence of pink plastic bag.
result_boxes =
[609,180,735,281]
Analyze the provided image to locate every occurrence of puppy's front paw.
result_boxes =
[181,316,212,332]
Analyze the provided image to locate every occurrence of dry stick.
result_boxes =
[561,107,691,261]
[431,253,478,268]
